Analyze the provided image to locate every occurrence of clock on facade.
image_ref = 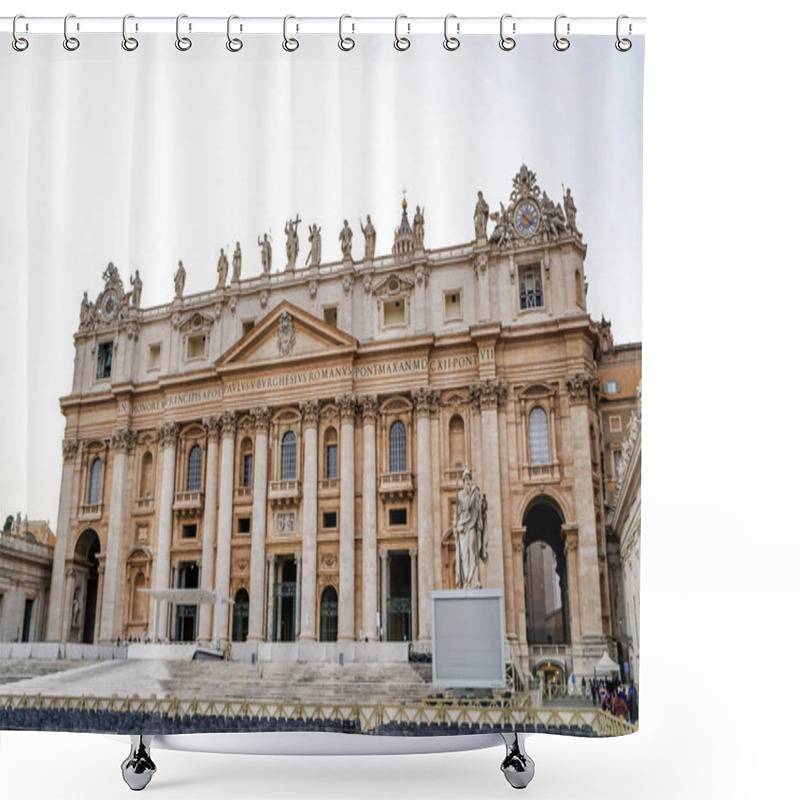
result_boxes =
[100,289,119,321]
[514,200,540,238]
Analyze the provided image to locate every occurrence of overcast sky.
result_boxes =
[0,33,643,526]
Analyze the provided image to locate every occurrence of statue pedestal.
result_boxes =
[431,589,505,689]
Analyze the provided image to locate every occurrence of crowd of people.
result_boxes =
[581,677,638,725]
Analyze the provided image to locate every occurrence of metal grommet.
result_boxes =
[122,14,139,51]
[338,14,355,51]
[12,15,29,52]
[283,15,299,52]
[443,14,460,51]
[615,15,632,52]
[553,14,570,51]
[499,13,516,51]
[63,13,80,51]
[226,15,243,52]
[175,14,192,51]
[394,15,410,51]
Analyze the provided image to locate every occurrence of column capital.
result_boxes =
[359,394,379,424]
[157,421,178,448]
[336,393,358,422]
[62,439,79,460]
[470,379,508,410]
[565,372,600,406]
[301,399,320,429]
[220,409,238,437]
[267,552,276,564]
[409,547,418,557]
[112,426,138,453]
[203,415,221,442]
[250,406,271,432]
[379,548,388,560]
[412,387,441,418]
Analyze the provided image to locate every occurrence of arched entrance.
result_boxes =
[232,589,249,642]
[319,586,338,642]
[522,500,570,646]
[73,529,101,644]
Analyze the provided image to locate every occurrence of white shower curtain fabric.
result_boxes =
[0,30,643,736]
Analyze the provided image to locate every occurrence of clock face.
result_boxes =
[514,201,540,238]
[101,290,118,321]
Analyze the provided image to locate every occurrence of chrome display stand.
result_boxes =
[119,731,534,791]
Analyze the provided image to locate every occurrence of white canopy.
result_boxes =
[595,649,621,676]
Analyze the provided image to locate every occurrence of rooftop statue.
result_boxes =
[232,241,242,282]
[174,260,186,298]
[474,190,489,240]
[129,270,142,308]
[360,215,376,261]
[285,216,301,271]
[413,205,425,249]
[216,248,229,288]
[339,219,353,261]
[308,223,322,267]
[258,232,272,273]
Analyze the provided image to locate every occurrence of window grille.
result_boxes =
[519,267,544,309]
[186,445,203,491]
[529,407,550,465]
[242,453,253,487]
[281,431,297,480]
[389,420,407,473]
[88,458,103,503]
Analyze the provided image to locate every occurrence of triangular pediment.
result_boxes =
[217,300,358,370]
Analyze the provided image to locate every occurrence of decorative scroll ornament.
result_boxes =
[277,310,296,357]
[202,415,221,442]
[336,393,358,421]
[62,439,79,460]
[250,406,271,432]
[359,394,379,423]
[565,372,599,406]
[220,409,238,435]
[301,399,320,427]
[157,421,178,448]
[412,386,441,417]
[470,379,508,410]
[112,426,138,453]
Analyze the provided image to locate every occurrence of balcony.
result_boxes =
[379,471,415,502]
[234,485,253,505]
[78,502,103,522]
[173,490,204,515]
[132,496,154,516]
[318,477,340,497]
[520,462,560,484]
[269,479,302,508]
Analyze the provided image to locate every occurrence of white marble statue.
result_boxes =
[454,466,488,589]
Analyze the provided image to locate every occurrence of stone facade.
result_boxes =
[46,166,638,679]
[0,519,54,642]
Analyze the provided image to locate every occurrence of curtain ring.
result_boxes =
[283,15,299,52]
[615,15,632,52]
[175,14,192,51]
[12,15,29,52]
[499,14,516,51]
[63,13,80,51]
[338,14,355,51]
[122,14,139,52]
[553,14,570,51]
[394,15,410,51]
[443,14,460,51]
[226,15,243,52]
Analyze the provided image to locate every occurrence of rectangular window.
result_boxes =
[604,380,621,395]
[237,517,251,535]
[444,291,462,321]
[322,511,338,529]
[389,507,407,526]
[384,299,405,326]
[519,264,544,310]
[242,454,253,487]
[324,306,338,328]
[96,341,113,380]
[242,320,255,336]
[148,343,161,370]
[181,524,197,539]
[609,415,622,433]
[187,334,206,360]
[326,444,338,479]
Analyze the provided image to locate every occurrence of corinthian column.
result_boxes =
[412,387,439,640]
[337,394,357,641]
[198,416,220,642]
[248,406,271,641]
[299,400,320,640]
[472,379,507,590]
[46,439,79,641]
[213,410,237,643]
[360,395,378,641]
[100,426,137,643]
[152,421,177,640]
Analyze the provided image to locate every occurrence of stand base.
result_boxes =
[500,733,535,789]
[121,735,156,791]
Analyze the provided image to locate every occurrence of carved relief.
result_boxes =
[320,551,337,570]
[259,289,269,309]
[277,310,296,357]
[276,512,296,535]
[342,272,354,295]
[414,264,429,287]
[474,253,488,276]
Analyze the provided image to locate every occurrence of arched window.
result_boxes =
[139,451,154,497]
[389,420,407,473]
[319,586,338,642]
[240,437,253,487]
[187,445,203,491]
[88,458,103,504]
[324,427,338,479]
[448,415,466,468]
[528,407,550,465]
[281,431,297,480]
